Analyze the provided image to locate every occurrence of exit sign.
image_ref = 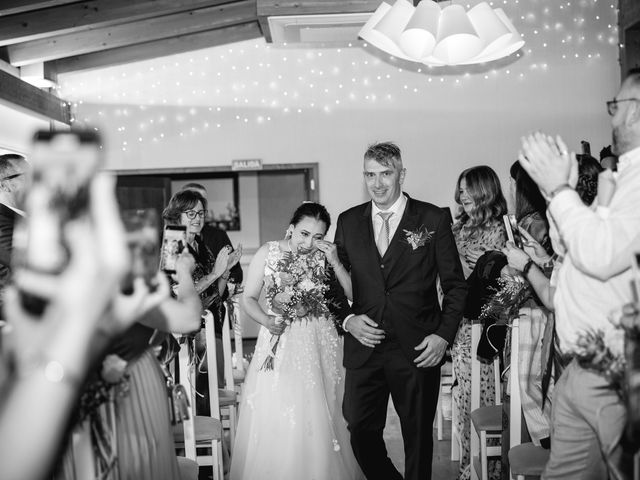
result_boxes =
[231,159,263,171]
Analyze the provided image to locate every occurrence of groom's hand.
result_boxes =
[414,334,448,368]
[346,314,385,348]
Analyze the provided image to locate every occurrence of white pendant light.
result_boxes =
[359,0,525,67]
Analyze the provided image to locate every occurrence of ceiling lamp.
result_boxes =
[359,0,525,66]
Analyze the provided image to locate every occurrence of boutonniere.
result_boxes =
[403,225,434,250]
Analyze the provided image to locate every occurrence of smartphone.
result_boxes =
[12,130,102,314]
[121,208,160,294]
[503,214,523,249]
[159,225,187,274]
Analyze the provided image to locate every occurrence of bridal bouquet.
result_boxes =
[261,249,331,370]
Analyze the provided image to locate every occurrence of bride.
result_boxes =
[230,202,363,480]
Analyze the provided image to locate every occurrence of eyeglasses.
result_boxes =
[606,98,640,116]
[183,210,205,219]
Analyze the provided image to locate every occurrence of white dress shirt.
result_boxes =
[371,193,407,245]
[550,145,640,354]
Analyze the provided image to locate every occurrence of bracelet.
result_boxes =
[522,259,534,277]
[221,271,230,281]
[546,183,573,202]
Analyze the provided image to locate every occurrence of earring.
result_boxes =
[285,230,292,240]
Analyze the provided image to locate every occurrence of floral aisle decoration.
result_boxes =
[74,354,130,477]
[478,274,531,325]
[261,248,332,371]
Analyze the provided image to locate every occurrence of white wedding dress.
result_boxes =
[230,242,363,480]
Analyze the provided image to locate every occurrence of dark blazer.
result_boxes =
[335,195,467,369]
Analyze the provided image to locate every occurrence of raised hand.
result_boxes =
[226,243,243,271]
[212,245,231,280]
[518,132,578,197]
[345,314,385,348]
[315,239,340,267]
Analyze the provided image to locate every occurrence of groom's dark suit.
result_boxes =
[335,194,466,480]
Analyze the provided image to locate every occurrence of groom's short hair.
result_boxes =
[364,142,403,169]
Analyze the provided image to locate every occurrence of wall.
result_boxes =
[58,0,620,236]
[0,101,59,155]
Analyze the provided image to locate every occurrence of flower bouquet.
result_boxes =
[478,274,531,324]
[261,249,331,370]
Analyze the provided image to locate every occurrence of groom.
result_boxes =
[334,142,467,480]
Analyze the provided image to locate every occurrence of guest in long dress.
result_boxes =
[450,165,508,480]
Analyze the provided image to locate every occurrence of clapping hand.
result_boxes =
[212,246,231,280]
[227,244,242,271]
[518,132,579,197]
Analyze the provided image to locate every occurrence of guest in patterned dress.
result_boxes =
[451,166,508,480]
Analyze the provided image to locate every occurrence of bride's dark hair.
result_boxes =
[289,202,331,232]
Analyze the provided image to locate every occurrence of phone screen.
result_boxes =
[160,225,187,273]
[12,131,102,314]
[503,214,523,249]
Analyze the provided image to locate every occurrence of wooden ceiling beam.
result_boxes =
[52,21,262,73]
[0,0,241,47]
[0,0,80,17]
[0,69,71,123]
[7,0,257,66]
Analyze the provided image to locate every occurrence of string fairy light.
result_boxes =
[58,0,619,148]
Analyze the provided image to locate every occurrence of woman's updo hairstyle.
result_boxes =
[288,202,331,233]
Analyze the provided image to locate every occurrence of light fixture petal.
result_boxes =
[399,0,441,60]
[467,2,512,57]
[359,2,414,61]
[433,4,483,64]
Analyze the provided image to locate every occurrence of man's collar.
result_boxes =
[371,193,407,216]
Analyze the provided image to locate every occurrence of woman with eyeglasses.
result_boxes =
[163,189,239,311]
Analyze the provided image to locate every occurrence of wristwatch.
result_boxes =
[522,259,534,277]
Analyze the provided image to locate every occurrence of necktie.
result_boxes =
[376,211,393,256]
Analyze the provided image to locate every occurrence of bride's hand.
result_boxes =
[264,315,287,335]
[315,240,341,268]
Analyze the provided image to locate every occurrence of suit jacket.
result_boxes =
[0,204,18,318]
[334,195,467,369]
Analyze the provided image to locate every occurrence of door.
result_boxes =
[257,170,309,245]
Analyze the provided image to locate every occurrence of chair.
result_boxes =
[436,358,453,441]
[224,296,246,391]
[507,317,550,480]
[174,311,224,480]
[470,321,503,480]
[219,301,240,447]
